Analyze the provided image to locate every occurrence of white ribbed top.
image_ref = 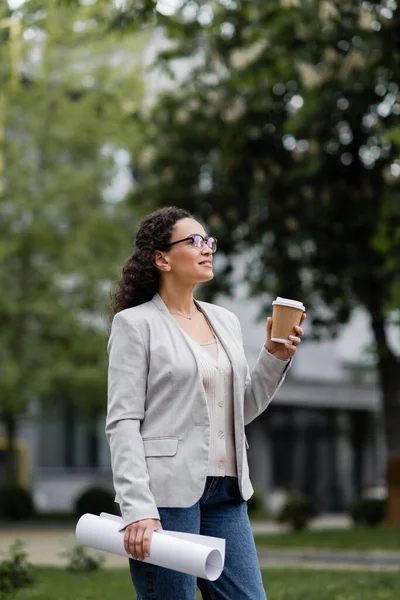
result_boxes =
[182,332,237,477]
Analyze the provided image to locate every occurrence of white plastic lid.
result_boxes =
[272,296,305,311]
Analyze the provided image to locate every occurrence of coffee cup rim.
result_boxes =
[272,297,305,311]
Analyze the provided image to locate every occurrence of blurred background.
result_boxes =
[0,1,399,594]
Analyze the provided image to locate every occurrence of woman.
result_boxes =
[106,206,305,600]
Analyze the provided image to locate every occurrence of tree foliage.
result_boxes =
[128,1,400,320]
[0,0,145,484]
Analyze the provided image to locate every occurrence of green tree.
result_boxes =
[0,1,145,486]
[110,1,400,522]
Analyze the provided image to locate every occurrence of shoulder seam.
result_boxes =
[115,311,149,363]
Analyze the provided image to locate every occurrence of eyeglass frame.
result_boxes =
[162,233,218,253]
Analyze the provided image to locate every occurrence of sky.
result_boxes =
[8,0,26,8]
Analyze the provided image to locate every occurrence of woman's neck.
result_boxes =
[158,283,197,316]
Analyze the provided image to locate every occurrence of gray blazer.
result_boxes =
[106,292,291,531]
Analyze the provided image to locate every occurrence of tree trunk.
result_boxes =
[371,317,400,526]
[3,414,19,487]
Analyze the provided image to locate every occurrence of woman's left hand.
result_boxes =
[264,313,306,360]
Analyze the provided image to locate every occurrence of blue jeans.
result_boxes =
[128,476,266,600]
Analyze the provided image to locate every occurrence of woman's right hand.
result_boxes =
[124,518,163,561]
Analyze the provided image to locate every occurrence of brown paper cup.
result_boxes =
[271,297,305,344]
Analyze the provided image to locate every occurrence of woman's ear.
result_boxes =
[153,250,171,272]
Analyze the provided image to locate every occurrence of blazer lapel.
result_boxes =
[151,292,208,373]
[152,292,243,421]
[151,292,170,315]
[151,292,239,371]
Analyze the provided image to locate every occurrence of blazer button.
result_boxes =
[218,430,224,439]
[218,400,224,407]
[218,460,224,469]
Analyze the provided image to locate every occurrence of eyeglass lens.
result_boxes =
[193,235,217,252]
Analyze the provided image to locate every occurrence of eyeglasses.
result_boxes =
[164,234,218,253]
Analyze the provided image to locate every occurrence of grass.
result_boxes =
[9,567,400,600]
[254,527,400,551]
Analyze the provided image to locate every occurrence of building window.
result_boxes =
[38,402,110,470]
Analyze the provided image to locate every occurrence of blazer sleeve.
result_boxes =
[105,312,160,531]
[233,315,292,426]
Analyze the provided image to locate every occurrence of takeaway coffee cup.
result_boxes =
[271,297,305,344]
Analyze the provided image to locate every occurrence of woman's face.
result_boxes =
[156,218,216,284]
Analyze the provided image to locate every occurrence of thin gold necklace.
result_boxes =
[169,304,200,320]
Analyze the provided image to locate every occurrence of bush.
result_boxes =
[60,544,105,573]
[74,487,117,518]
[0,486,35,520]
[278,493,314,531]
[349,498,385,527]
[0,540,36,595]
[247,486,266,518]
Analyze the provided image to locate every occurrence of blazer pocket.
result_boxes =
[142,437,179,457]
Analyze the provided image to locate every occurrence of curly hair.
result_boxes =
[108,206,192,321]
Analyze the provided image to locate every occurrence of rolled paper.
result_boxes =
[76,513,225,581]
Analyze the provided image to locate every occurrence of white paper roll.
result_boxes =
[76,513,225,581]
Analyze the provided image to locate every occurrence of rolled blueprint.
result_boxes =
[75,513,225,581]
